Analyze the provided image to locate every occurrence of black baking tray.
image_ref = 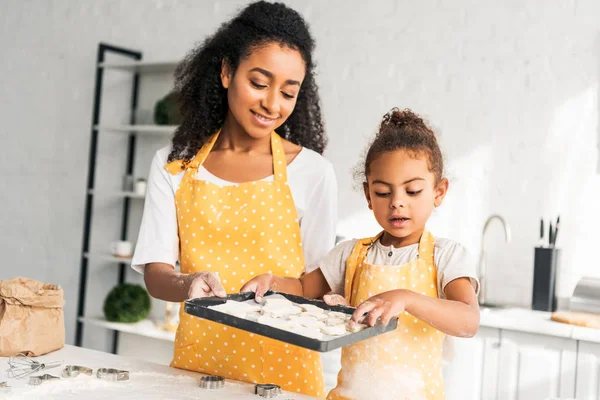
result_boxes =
[184,291,398,352]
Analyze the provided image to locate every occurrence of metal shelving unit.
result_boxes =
[75,43,178,353]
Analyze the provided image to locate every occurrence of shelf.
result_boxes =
[87,189,145,199]
[95,124,177,135]
[118,191,145,199]
[80,316,176,342]
[98,60,179,73]
[84,252,133,263]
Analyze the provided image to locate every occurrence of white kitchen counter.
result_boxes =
[479,306,600,343]
[0,345,319,400]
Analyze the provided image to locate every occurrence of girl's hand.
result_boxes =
[187,271,227,299]
[352,289,412,327]
[240,273,274,302]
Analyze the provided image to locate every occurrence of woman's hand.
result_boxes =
[352,289,412,327]
[240,273,275,302]
[187,271,227,299]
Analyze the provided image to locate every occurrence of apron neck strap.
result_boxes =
[164,131,220,175]
[343,232,384,300]
[417,230,435,263]
[165,131,287,183]
[270,132,288,183]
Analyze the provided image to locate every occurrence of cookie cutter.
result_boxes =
[199,375,224,390]
[29,374,60,386]
[0,381,8,388]
[96,368,129,381]
[255,383,282,398]
[62,365,93,378]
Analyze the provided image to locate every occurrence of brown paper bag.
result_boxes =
[0,277,65,356]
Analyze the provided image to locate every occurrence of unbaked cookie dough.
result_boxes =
[208,295,365,339]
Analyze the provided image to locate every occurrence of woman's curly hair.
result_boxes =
[168,1,326,163]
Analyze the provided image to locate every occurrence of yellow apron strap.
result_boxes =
[271,132,287,183]
[164,131,221,175]
[343,232,385,302]
[417,230,435,264]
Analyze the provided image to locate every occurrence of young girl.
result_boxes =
[242,108,480,400]
[132,1,336,397]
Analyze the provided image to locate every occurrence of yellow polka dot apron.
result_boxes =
[165,131,325,398]
[327,231,445,400]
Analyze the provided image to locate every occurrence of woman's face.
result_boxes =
[221,42,306,140]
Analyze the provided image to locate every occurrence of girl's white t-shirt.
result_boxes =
[131,145,338,273]
[317,237,480,299]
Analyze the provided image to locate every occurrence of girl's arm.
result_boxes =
[353,277,480,338]
[240,268,332,302]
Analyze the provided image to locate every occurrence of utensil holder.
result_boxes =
[532,247,560,312]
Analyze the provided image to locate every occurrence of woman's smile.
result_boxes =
[251,110,277,127]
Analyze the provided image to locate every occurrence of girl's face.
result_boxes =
[364,149,448,246]
[221,42,306,139]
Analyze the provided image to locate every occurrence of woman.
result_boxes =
[131,1,337,397]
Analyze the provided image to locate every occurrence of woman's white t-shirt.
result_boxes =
[131,145,338,273]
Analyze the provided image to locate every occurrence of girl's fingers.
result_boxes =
[380,308,398,326]
[366,306,385,326]
[352,300,377,323]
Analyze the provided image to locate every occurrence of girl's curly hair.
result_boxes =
[356,108,444,184]
[167,1,326,163]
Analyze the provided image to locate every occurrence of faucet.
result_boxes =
[478,215,511,306]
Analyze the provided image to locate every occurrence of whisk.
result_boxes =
[6,353,63,379]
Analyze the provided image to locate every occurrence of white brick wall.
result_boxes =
[1,0,599,350]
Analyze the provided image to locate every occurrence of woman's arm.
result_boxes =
[353,277,480,338]
[240,268,332,302]
[297,159,338,271]
[144,263,226,302]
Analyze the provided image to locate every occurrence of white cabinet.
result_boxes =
[576,341,600,400]
[444,326,501,400]
[496,330,577,400]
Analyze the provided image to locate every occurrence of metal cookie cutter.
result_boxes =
[29,374,60,386]
[199,375,224,390]
[62,365,93,378]
[96,368,129,381]
[255,383,282,398]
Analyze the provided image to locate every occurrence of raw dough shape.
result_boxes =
[208,302,247,318]
[209,300,260,313]
[237,302,262,313]
[301,311,328,321]
[289,316,326,329]
[328,311,351,320]
[245,311,262,322]
[294,326,324,340]
[264,297,294,307]
[298,303,325,313]
[257,315,299,330]
[325,317,346,326]
[321,324,348,336]
[346,322,368,333]
[261,304,303,317]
